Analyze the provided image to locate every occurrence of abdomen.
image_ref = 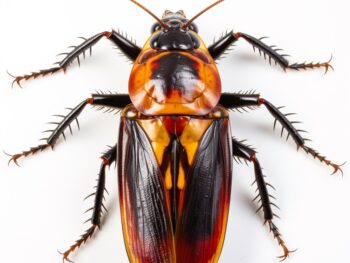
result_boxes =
[118,105,232,263]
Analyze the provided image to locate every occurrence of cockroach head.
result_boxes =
[131,0,224,51]
[130,0,223,33]
[149,10,197,34]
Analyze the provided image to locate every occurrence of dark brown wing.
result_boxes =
[118,119,175,263]
[175,119,232,263]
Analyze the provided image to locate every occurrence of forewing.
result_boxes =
[118,119,175,263]
[176,119,232,263]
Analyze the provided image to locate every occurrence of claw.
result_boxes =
[8,154,22,167]
[58,250,74,263]
[4,150,22,166]
[324,54,334,75]
[6,70,15,78]
[330,161,346,176]
[277,244,297,262]
[6,144,51,166]
[63,257,74,263]
[7,70,24,88]
[267,220,296,261]
[302,146,345,176]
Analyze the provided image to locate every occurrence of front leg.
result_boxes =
[208,31,332,73]
[10,30,141,87]
[220,93,344,174]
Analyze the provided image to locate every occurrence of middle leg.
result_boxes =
[220,92,344,175]
[7,93,131,165]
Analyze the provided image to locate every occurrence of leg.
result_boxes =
[232,138,294,260]
[208,31,332,73]
[60,144,117,262]
[10,30,141,87]
[220,93,343,174]
[7,93,131,165]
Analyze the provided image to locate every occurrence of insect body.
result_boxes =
[8,0,343,262]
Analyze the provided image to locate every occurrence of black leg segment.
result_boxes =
[60,144,117,262]
[221,93,343,174]
[10,30,141,87]
[91,92,131,109]
[8,93,130,165]
[208,31,239,60]
[107,29,141,61]
[208,31,332,73]
[232,138,294,260]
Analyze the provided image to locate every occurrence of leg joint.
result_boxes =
[258,97,265,105]
[233,32,242,39]
[103,31,113,38]
[250,153,257,162]
[86,97,94,104]
[102,157,110,166]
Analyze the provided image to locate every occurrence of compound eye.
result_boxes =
[151,22,162,33]
[150,32,160,49]
[188,23,198,33]
[189,32,200,49]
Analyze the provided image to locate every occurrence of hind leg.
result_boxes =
[60,144,117,262]
[232,137,295,260]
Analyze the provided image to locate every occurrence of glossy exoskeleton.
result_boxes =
[8,0,343,262]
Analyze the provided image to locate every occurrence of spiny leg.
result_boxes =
[220,92,344,175]
[232,138,295,260]
[7,93,131,165]
[10,30,141,87]
[7,100,87,165]
[208,31,333,73]
[60,144,117,262]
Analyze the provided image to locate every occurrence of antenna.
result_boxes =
[182,0,224,29]
[130,0,169,28]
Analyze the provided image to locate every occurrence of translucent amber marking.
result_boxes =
[177,162,186,190]
[165,166,172,190]
[138,118,170,165]
[180,119,212,164]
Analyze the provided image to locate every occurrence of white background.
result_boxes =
[0,0,349,262]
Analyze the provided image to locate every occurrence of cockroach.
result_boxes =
[7,0,344,262]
